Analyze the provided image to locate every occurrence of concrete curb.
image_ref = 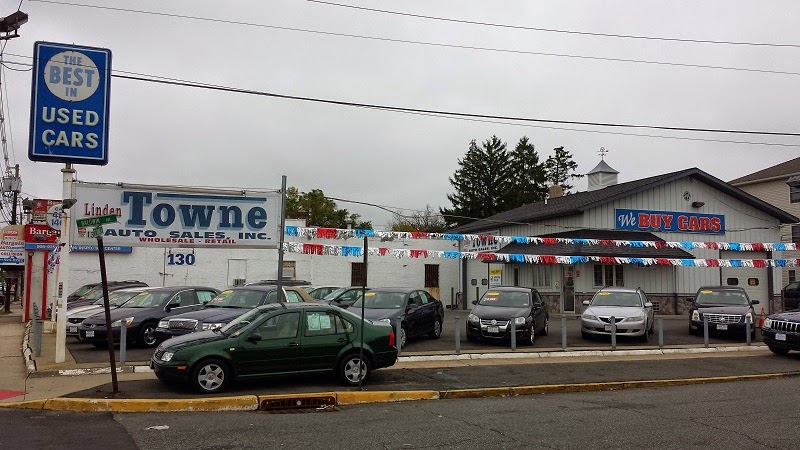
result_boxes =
[22,321,36,375]
[3,370,796,413]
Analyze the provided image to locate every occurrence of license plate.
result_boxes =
[69,326,77,333]
[716,324,728,331]
[776,333,787,341]
[487,326,499,333]
[604,324,613,332]
[85,330,94,337]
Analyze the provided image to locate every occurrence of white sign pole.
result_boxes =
[54,164,74,363]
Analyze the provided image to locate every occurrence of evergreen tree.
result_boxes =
[441,136,513,227]
[544,146,584,193]
[507,136,548,208]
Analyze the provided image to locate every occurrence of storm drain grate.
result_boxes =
[260,395,337,412]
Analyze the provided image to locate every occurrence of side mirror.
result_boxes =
[644,302,653,308]
[685,297,695,303]
[165,304,174,312]
[582,300,590,306]
[247,333,262,343]
[751,300,760,305]
[471,300,477,305]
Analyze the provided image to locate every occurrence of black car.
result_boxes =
[351,287,444,348]
[781,282,800,311]
[67,280,149,309]
[466,286,549,345]
[317,286,368,309]
[154,286,314,342]
[79,286,220,348]
[761,311,800,355]
[686,286,758,338]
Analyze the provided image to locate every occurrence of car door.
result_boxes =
[164,290,199,317]
[531,290,546,332]
[417,290,437,333]
[300,310,355,372]
[233,311,302,377]
[405,292,426,337]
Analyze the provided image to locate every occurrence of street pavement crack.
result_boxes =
[689,417,781,450]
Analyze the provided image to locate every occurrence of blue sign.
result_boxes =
[28,42,112,165]
[25,243,58,251]
[615,209,725,235]
[70,245,132,253]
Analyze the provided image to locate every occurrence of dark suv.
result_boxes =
[67,280,149,309]
[466,286,549,345]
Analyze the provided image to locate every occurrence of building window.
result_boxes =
[531,265,551,288]
[790,270,796,283]
[793,225,800,242]
[727,277,739,286]
[791,186,800,203]
[594,264,624,287]
[424,264,439,288]
[513,268,520,287]
[351,262,366,286]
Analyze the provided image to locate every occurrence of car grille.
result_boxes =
[598,316,625,324]
[154,349,164,360]
[169,319,198,331]
[702,313,741,324]
[67,318,83,324]
[770,320,800,333]
[480,319,509,327]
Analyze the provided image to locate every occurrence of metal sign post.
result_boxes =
[95,223,119,394]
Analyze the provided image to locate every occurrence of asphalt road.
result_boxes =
[13,377,798,449]
[66,310,764,364]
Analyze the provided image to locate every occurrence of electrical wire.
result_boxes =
[306,0,800,49]
[26,1,800,78]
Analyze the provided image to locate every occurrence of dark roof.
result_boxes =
[587,159,619,175]
[451,168,798,234]
[147,286,218,292]
[495,229,694,259]
[729,157,800,185]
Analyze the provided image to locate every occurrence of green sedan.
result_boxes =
[150,303,398,394]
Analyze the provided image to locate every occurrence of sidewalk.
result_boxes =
[0,304,27,402]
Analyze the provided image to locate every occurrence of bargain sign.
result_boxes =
[615,208,725,235]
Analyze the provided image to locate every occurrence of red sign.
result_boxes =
[24,223,60,243]
[32,199,61,223]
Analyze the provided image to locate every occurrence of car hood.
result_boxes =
[584,306,644,318]
[82,306,159,324]
[168,307,248,323]
[694,304,752,315]
[770,311,800,322]
[158,330,227,351]
[358,308,404,321]
[471,304,530,320]
[67,305,102,318]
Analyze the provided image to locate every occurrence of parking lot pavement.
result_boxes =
[63,309,764,364]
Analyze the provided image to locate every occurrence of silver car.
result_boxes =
[581,287,654,342]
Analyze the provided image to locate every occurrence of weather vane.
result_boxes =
[598,147,609,160]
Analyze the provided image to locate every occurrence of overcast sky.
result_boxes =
[3,0,800,229]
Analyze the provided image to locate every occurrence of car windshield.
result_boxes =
[82,288,104,300]
[478,290,530,307]
[69,285,95,297]
[695,290,749,305]
[123,291,173,308]
[351,291,406,309]
[591,292,642,307]
[220,308,263,336]
[90,291,130,307]
[206,289,266,308]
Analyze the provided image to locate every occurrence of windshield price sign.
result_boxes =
[28,42,112,165]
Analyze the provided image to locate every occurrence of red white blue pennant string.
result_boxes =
[285,226,797,251]
[283,242,800,267]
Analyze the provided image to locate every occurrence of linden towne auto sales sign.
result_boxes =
[71,183,281,249]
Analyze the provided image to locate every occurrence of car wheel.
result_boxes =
[338,353,372,386]
[138,323,158,348]
[688,324,696,336]
[190,358,230,394]
[768,345,790,355]
[399,326,407,349]
[648,319,655,335]
[581,330,591,340]
[526,326,535,346]
[640,324,649,343]
[466,331,476,342]
[428,318,442,339]
[541,316,549,336]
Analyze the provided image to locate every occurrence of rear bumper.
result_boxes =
[373,349,398,369]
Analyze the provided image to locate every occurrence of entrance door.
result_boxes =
[562,265,575,313]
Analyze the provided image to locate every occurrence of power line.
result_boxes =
[306,0,800,49]
[6,54,800,146]
[27,1,800,78]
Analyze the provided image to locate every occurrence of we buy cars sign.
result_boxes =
[71,183,281,249]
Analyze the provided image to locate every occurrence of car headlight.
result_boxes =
[763,318,772,329]
[514,316,526,325]
[161,351,174,362]
[111,317,134,328]
[691,310,700,321]
[582,314,597,321]
[468,314,480,324]
[744,313,753,324]
[379,318,393,324]
[626,313,645,322]
[157,320,169,329]
[201,322,224,331]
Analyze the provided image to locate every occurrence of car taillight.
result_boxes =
[389,329,395,347]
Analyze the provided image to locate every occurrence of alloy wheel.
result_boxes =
[196,363,225,392]
[343,357,367,383]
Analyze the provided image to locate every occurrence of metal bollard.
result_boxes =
[454,316,460,354]
[120,321,127,366]
[395,319,402,356]
[746,315,752,346]
[34,318,42,357]
[561,317,567,351]
[703,315,709,348]
[658,318,664,349]
[611,316,617,350]
[510,318,516,351]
